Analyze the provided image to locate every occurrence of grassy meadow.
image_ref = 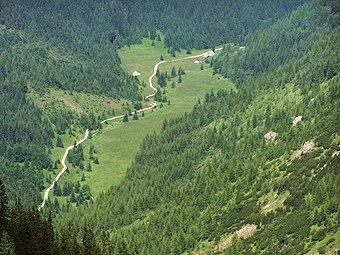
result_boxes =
[42,36,233,202]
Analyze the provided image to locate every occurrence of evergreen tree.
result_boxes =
[133,111,138,120]
[0,179,9,233]
[171,48,176,57]
[154,89,163,102]
[160,55,164,61]
[171,67,177,77]
[101,232,112,255]
[56,136,64,148]
[123,113,129,123]
[75,181,80,193]
[178,74,182,83]
[157,34,161,41]
[86,163,92,172]
[70,191,77,203]
[0,232,15,255]
[93,157,99,165]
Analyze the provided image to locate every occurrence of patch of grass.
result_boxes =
[42,36,233,202]
[82,63,232,197]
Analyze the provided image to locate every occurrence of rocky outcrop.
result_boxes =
[293,116,302,126]
[264,131,278,142]
[300,140,315,154]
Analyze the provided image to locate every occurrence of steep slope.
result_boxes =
[55,2,340,254]
[0,0,307,208]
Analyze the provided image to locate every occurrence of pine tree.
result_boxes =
[157,34,161,41]
[53,183,62,196]
[82,226,100,255]
[171,67,176,77]
[75,181,80,193]
[93,157,99,165]
[151,40,155,47]
[56,136,64,148]
[123,113,129,122]
[201,63,204,70]
[86,163,92,172]
[0,179,9,233]
[70,191,77,203]
[0,232,15,255]
[171,48,176,57]
[160,55,164,61]
[178,74,182,83]
[133,111,138,120]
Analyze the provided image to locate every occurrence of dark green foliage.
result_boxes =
[56,136,64,148]
[0,231,15,255]
[123,113,129,123]
[133,111,139,120]
[0,83,53,206]
[55,3,340,253]
[154,89,163,102]
[214,1,338,86]
[0,179,9,234]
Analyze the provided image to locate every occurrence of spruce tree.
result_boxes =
[86,163,92,172]
[0,179,9,233]
[123,113,129,122]
[56,136,64,148]
[82,227,100,255]
[171,67,176,77]
[0,232,15,255]
[133,111,138,120]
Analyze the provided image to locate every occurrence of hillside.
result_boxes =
[53,1,340,254]
[0,0,306,208]
[0,0,339,254]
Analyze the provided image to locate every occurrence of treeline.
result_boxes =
[1,0,305,51]
[0,83,55,207]
[0,179,135,255]
[214,0,338,85]
[54,2,340,254]
[0,25,140,100]
[122,0,305,49]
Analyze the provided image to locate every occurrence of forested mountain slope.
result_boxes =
[0,0,306,207]
[54,2,340,254]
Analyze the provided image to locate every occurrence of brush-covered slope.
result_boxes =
[55,2,340,254]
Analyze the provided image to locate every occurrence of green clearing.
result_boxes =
[44,36,233,201]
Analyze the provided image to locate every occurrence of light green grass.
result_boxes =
[43,36,233,201]
[119,36,221,95]
[80,44,232,197]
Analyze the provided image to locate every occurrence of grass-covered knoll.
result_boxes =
[54,3,340,254]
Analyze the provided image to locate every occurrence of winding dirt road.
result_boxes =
[38,47,223,210]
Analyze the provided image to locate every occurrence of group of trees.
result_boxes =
[53,1,340,254]
[0,0,308,208]
[0,179,134,254]
[0,0,339,253]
